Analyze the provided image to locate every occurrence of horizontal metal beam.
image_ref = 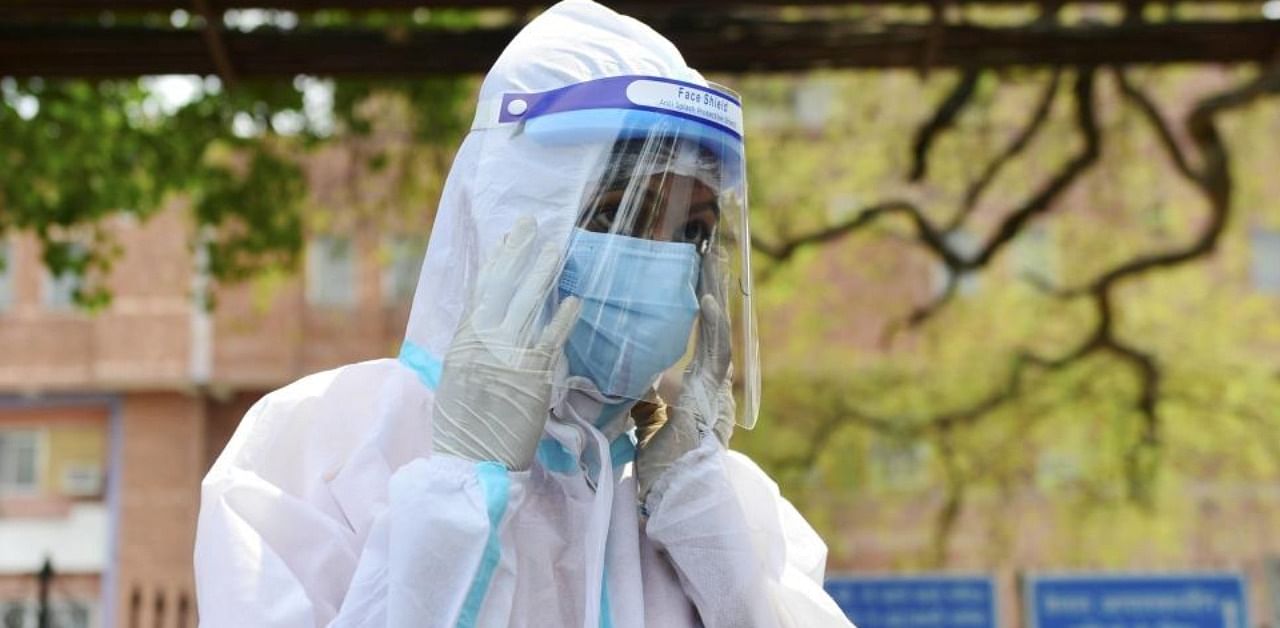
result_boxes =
[0,0,1269,13]
[1,20,1277,77]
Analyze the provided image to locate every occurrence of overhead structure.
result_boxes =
[0,0,1278,78]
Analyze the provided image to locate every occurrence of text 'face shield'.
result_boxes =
[474,76,759,429]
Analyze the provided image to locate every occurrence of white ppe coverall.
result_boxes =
[193,2,855,627]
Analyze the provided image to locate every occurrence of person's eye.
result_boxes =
[588,204,619,233]
[680,220,712,253]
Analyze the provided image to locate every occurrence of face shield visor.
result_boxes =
[472,76,759,429]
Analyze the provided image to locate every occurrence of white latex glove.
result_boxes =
[432,216,582,470]
[636,293,734,502]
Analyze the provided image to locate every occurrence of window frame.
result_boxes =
[0,429,46,496]
[0,598,96,628]
[0,238,13,312]
[1250,226,1280,295]
[40,242,88,311]
[305,235,359,309]
[380,235,425,306]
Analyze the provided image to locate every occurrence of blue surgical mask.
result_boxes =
[557,228,701,401]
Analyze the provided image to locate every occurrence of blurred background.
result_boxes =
[0,1,1278,626]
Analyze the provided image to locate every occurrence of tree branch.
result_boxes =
[880,270,957,348]
[929,429,966,568]
[910,69,982,182]
[751,199,952,263]
[1058,57,1280,299]
[952,67,1062,228]
[763,59,1280,511]
[1111,68,1198,182]
[884,67,1099,336]
[971,67,1101,268]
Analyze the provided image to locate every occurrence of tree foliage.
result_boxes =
[0,11,471,308]
[730,61,1280,567]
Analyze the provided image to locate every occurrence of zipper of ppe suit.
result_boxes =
[563,412,615,628]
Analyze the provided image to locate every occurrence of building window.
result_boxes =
[306,236,357,308]
[793,80,835,134]
[869,438,929,491]
[0,239,12,311]
[1251,228,1280,295]
[0,431,41,495]
[0,600,92,628]
[42,243,87,311]
[1035,449,1082,490]
[60,464,104,499]
[1014,223,1058,286]
[381,236,425,305]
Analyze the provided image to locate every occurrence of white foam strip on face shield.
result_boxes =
[617,139,723,194]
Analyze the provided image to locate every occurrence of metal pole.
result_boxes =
[37,556,53,628]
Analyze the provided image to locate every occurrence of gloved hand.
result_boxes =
[432,216,582,470]
[635,292,735,502]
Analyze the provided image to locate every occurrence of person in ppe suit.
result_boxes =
[194,1,855,627]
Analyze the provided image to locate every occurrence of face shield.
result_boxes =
[472,75,760,429]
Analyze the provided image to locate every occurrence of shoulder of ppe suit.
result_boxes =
[724,450,833,585]
[722,449,784,498]
[645,443,833,562]
[205,358,414,482]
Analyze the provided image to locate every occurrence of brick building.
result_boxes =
[0,196,421,627]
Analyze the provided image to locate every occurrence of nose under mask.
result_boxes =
[557,228,701,403]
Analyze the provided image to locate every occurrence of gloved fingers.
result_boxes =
[472,216,538,330]
[697,249,730,309]
[711,363,736,447]
[504,242,563,339]
[693,294,732,386]
[536,296,582,355]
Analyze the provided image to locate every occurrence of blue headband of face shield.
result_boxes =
[475,75,746,187]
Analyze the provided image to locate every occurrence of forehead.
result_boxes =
[607,172,717,197]
[599,138,724,191]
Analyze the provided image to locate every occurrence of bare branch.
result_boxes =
[1112,68,1198,182]
[910,69,982,182]
[771,400,907,473]
[929,431,966,568]
[972,67,1101,268]
[756,68,1096,278]
[880,271,958,348]
[952,67,1062,228]
[764,59,1280,509]
[1105,335,1161,504]
[1059,58,1280,298]
[888,67,1098,333]
[751,199,953,263]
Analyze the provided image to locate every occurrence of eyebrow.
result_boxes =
[598,182,720,221]
[690,200,721,218]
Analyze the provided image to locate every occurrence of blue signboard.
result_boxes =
[825,575,998,627]
[1026,573,1248,628]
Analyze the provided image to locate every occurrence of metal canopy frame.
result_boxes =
[0,0,1277,78]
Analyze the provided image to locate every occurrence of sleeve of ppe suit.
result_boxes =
[196,396,364,626]
[195,363,510,628]
[330,457,517,628]
[643,439,855,628]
